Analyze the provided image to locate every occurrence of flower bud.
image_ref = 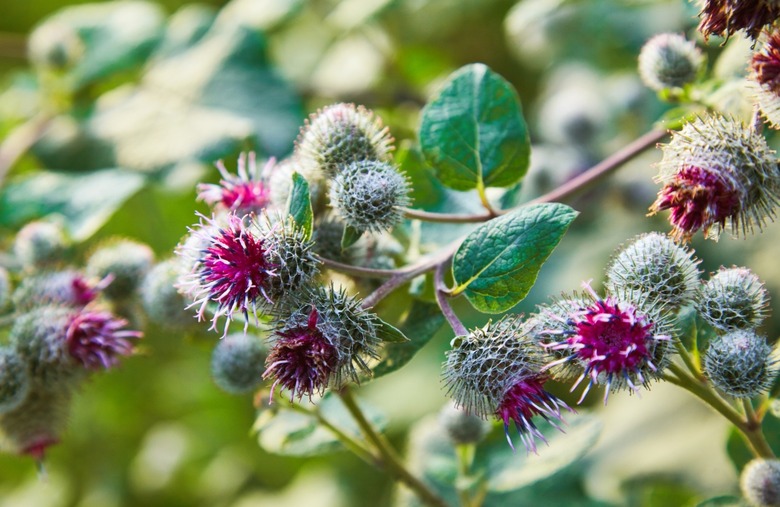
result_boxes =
[263,285,381,401]
[86,238,154,300]
[295,103,394,179]
[437,403,490,445]
[0,381,72,460]
[638,33,703,92]
[12,269,100,312]
[442,314,570,452]
[741,458,780,507]
[605,232,700,310]
[704,329,777,398]
[140,259,194,328]
[0,348,30,414]
[696,267,769,332]
[259,215,320,305]
[211,333,267,395]
[14,221,69,270]
[649,114,780,241]
[329,160,411,234]
[311,215,353,263]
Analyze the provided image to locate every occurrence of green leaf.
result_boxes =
[696,496,743,507]
[0,168,145,241]
[253,393,384,457]
[376,318,409,344]
[287,172,313,240]
[452,203,578,313]
[419,63,530,191]
[372,302,445,378]
[341,225,363,249]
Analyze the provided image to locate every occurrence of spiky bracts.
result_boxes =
[296,103,394,179]
[638,33,704,92]
[442,315,570,453]
[704,329,778,398]
[176,213,277,335]
[605,232,700,310]
[198,152,273,215]
[649,114,780,241]
[696,266,770,332]
[263,285,381,401]
[535,282,673,403]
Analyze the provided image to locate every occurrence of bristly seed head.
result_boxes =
[697,0,780,42]
[649,114,780,241]
[176,213,278,336]
[536,282,674,404]
[442,315,571,453]
[198,152,273,215]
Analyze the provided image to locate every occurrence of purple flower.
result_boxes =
[541,282,672,403]
[178,213,277,335]
[65,310,141,369]
[650,163,742,242]
[495,375,570,454]
[198,153,273,215]
[264,307,339,401]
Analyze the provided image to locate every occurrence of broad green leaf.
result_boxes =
[419,63,530,191]
[372,302,445,378]
[30,1,165,89]
[452,203,578,313]
[0,168,145,241]
[341,225,363,249]
[376,319,409,344]
[696,496,743,507]
[287,172,313,240]
[253,392,384,457]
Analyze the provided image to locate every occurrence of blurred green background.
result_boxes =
[0,1,778,506]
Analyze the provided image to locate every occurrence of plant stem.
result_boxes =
[285,402,379,466]
[435,261,468,336]
[663,364,776,459]
[338,387,449,507]
[318,255,396,278]
[673,338,703,381]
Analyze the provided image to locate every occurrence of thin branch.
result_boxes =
[435,261,468,336]
[318,255,397,278]
[338,387,449,507]
[403,207,491,223]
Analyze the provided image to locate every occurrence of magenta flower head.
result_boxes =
[176,213,278,335]
[697,0,780,41]
[65,310,140,370]
[442,315,571,454]
[263,285,381,401]
[649,114,780,241]
[197,152,273,215]
[536,282,674,404]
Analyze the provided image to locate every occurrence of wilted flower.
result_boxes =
[649,114,780,241]
[697,0,780,42]
[263,285,381,401]
[751,30,780,128]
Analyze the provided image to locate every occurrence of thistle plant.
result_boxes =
[5,1,780,506]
